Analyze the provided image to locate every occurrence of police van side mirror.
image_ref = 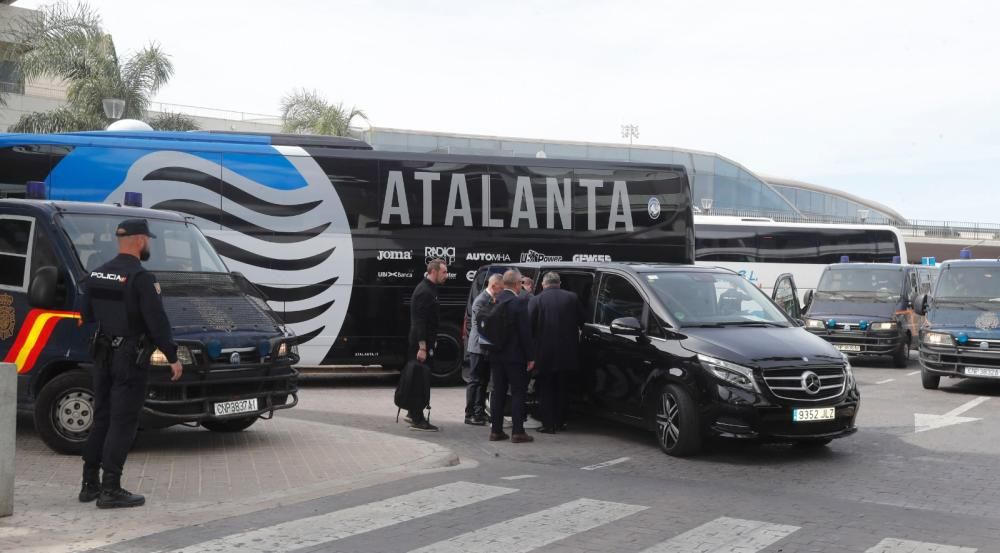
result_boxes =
[28,266,65,309]
[913,293,929,316]
[802,289,814,312]
[610,317,643,337]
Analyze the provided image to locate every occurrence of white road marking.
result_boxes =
[876,378,895,384]
[638,516,799,553]
[581,456,631,470]
[408,498,646,553]
[865,537,977,552]
[500,474,537,480]
[907,370,921,376]
[914,396,991,433]
[165,481,516,553]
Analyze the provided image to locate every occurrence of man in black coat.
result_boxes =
[529,271,585,433]
[488,270,535,443]
[406,258,449,431]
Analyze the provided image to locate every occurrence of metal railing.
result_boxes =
[0,81,24,95]
[698,207,1000,242]
[146,101,281,124]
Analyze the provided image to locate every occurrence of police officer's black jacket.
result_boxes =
[81,253,179,363]
[408,277,439,349]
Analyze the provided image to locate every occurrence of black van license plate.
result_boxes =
[214,398,258,416]
[793,408,835,422]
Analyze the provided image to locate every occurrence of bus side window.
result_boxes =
[0,145,73,199]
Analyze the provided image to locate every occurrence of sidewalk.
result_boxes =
[0,414,458,553]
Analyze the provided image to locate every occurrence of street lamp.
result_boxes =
[102,98,125,120]
[700,198,714,212]
[857,209,870,223]
[621,124,639,145]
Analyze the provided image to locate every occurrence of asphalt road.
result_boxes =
[95,356,1000,553]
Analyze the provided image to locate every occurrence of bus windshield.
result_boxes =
[935,267,1000,301]
[816,268,903,303]
[645,271,791,327]
[59,214,229,273]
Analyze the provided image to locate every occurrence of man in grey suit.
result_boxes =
[465,273,503,425]
[529,271,586,433]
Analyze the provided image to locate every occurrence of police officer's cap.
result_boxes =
[116,218,157,238]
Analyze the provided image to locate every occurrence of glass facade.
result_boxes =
[362,129,901,225]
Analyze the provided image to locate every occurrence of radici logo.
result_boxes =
[466,252,511,262]
[377,250,412,261]
[425,246,456,265]
[520,250,563,263]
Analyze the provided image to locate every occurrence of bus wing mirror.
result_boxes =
[28,266,65,309]
[913,293,929,316]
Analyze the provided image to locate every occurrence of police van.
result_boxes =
[801,260,937,367]
[915,258,1000,390]
[0,198,299,453]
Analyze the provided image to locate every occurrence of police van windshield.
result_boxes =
[935,267,1000,301]
[645,271,791,327]
[59,214,229,273]
[816,267,903,302]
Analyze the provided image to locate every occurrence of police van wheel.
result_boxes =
[35,370,94,455]
[921,370,940,390]
[892,341,910,368]
[202,417,258,432]
[654,384,702,457]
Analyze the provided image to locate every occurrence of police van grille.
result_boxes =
[155,272,280,332]
[762,365,846,402]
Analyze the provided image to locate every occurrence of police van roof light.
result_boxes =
[960,248,973,260]
[839,255,850,263]
[123,192,143,207]
[26,181,47,199]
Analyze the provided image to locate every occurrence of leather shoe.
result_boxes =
[536,426,557,434]
[465,416,486,426]
[510,433,534,443]
[489,432,509,441]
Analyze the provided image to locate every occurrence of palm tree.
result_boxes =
[5,2,174,133]
[148,111,200,131]
[280,89,367,136]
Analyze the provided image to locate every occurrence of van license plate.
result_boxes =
[835,345,861,352]
[793,408,836,422]
[213,398,258,417]
[965,367,1000,378]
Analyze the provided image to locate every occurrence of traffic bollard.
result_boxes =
[0,362,14,517]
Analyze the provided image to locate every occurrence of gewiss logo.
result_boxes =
[377,250,412,261]
[572,254,612,262]
[425,246,456,265]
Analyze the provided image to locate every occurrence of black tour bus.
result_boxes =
[0,131,693,383]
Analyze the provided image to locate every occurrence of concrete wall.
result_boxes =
[0,362,14,517]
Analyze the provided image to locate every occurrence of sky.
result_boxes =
[16,0,1000,223]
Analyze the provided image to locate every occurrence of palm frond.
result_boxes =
[9,107,103,133]
[147,111,199,131]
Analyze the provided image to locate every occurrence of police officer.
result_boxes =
[78,219,182,509]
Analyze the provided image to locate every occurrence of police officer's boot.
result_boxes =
[96,473,145,509]
[78,465,101,502]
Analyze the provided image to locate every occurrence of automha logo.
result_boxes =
[425,246,456,264]
[465,252,511,262]
[572,254,612,262]
[520,249,563,262]
[376,250,412,261]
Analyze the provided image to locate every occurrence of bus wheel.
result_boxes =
[654,384,702,457]
[202,417,257,432]
[35,370,94,455]
[430,327,463,386]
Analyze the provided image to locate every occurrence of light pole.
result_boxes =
[102,98,125,121]
[621,124,639,146]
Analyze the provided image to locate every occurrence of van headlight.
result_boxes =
[277,342,288,357]
[923,331,952,346]
[872,321,897,331]
[697,353,758,392]
[804,319,825,329]
[150,346,194,366]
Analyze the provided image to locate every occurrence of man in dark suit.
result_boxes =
[529,271,586,433]
[406,259,448,432]
[488,270,535,443]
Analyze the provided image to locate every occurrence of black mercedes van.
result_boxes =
[802,263,936,367]
[467,262,859,457]
[916,259,1000,390]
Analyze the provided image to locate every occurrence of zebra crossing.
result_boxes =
[154,481,979,553]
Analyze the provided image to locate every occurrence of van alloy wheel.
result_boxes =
[657,392,681,450]
[653,384,702,457]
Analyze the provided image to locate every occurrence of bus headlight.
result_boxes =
[150,346,194,366]
[698,353,759,392]
[805,319,825,329]
[923,331,952,346]
[872,322,897,331]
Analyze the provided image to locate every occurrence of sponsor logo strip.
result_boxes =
[2,309,81,374]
